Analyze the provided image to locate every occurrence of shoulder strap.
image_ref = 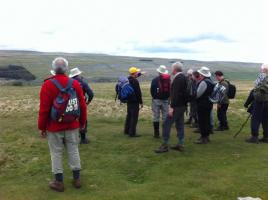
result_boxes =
[50,79,65,92]
[66,78,74,90]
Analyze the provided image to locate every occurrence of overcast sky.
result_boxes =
[0,0,267,62]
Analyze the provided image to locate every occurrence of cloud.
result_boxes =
[167,33,234,43]
[134,46,196,53]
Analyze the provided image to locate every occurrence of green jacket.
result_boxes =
[254,76,268,102]
[218,79,229,104]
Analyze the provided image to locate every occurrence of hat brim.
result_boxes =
[197,70,211,78]
[69,71,82,78]
[156,68,169,74]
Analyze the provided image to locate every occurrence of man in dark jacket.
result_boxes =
[214,71,230,131]
[69,67,94,144]
[150,65,170,138]
[246,64,268,143]
[124,67,143,137]
[155,62,188,153]
[194,67,214,144]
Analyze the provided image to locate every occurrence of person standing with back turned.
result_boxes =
[38,57,87,192]
[155,62,188,153]
[150,65,170,138]
[69,67,94,144]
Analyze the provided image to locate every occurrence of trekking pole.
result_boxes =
[233,114,251,138]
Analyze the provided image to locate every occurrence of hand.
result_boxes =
[217,104,222,109]
[168,108,174,117]
[80,125,86,131]
[40,130,47,138]
[140,104,143,109]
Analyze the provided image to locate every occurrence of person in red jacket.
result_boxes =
[38,57,87,192]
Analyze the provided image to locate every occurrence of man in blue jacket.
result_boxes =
[69,67,94,144]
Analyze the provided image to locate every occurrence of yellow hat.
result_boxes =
[129,67,141,74]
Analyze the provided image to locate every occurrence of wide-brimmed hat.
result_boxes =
[156,65,168,74]
[129,67,141,74]
[69,67,82,78]
[50,70,55,75]
[197,66,211,77]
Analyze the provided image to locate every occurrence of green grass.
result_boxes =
[0,82,267,200]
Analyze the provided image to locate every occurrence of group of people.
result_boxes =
[38,57,268,192]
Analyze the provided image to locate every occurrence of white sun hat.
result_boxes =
[156,65,169,74]
[69,67,82,78]
[50,70,55,75]
[197,66,211,78]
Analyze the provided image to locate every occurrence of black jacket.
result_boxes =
[128,76,143,104]
[170,73,188,108]
[150,76,170,100]
[73,76,94,103]
[196,78,214,107]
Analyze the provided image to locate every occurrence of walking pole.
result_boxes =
[233,114,251,138]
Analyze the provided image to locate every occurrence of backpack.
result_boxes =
[158,74,170,99]
[50,78,80,123]
[115,76,135,103]
[227,81,236,99]
[209,83,226,103]
[253,77,268,102]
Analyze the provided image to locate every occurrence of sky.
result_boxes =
[0,0,267,62]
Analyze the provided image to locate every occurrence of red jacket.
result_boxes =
[38,74,87,132]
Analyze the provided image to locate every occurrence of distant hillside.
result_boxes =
[0,50,261,83]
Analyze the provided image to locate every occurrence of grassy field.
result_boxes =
[1,81,268,200]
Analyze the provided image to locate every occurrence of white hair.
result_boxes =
[187,69,194,75]
[261,63,268,70]
[52,57,69,73]
[171,61,183,72]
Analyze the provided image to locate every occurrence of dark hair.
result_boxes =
[193,71,200,78]
[214,71,224,76]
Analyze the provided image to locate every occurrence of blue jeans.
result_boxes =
[162,106,186,145]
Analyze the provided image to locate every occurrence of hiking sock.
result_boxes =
[73,170,80,180]
[55,173,63,182]
[153,122,160,137]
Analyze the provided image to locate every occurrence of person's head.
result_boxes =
[69,67,82,78]
[197,66,211,80]
[192,71,200,81]
[214,71,224,81]
[156,65,169,76]
[187,69,194,78]
[52,57,69,74]
[129,67,141,78]
[261,64,268,74]
[171,62,183,75]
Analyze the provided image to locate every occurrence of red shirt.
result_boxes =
[38,74,87,132]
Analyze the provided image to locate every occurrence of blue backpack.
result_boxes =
[115,76,135,103]
[50,78,80,123]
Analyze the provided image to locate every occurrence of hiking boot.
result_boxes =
[259,137,268,143]
[72,179,82,189]
[170,144,184,152]
[155,144,169,153]
[49,180,64,192]
[194,137,209,144]
[191,123,199,128]
[223,126,229,130]
[214,127,225,131]
[80,138,90,144]
[129,134,141,138]
[245,136,259,144]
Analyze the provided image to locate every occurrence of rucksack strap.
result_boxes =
[50,78,74,92]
